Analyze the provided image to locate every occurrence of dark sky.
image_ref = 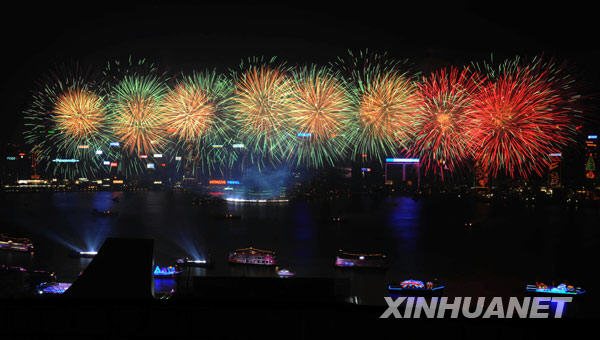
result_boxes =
[2,1,599,146]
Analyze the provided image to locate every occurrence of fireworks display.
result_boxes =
[162,71,233,174]
[411,67,485,175]
[53,88,107,141]
[469,64,573,178]
[108,75,167,156]
[22,54,584,180]
[287,65,352,168]
[335,51,420,160]
[231,58,295,167]
[24,68,109,177]
[352,70,420,160]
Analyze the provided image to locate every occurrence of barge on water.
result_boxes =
[0,234,34,252]
[526,282,585,295]
[334,250,389,269]
[228,247,277,266]
[388,279,445,294]
[176,256,214,268]
[153,266,182,278]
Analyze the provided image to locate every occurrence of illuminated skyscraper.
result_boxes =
[584,134,598,185]
[548,153,562,188]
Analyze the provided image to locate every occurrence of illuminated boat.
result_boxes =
[68,250,98,258]
[334,250,389,269]
[526,282,585,295]
[277,268,295,277]
[0,264,27,272]
[153,266,182,278]
[28,269,56,283]
[0,234,34,252]
[38,282,72,295]
[228,247,277,266]
[388,279,445,293]
[176,256,213,268]
[329,216,344,223]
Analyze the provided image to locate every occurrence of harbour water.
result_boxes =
[1,191,597,311]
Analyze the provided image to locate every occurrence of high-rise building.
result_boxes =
[584,134,598,185]
[548,153,562,188]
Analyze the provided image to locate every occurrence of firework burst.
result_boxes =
[108,75,167,156]
[24,67,109,178]
[351,70,419,160]
[335,50,420,160]
[469,58,579,178]
[287,65,352,167]
[162,71,234,173]
[411,66,485,176]
[231,57,295,167]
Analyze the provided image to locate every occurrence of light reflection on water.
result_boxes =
[0,191,595,312]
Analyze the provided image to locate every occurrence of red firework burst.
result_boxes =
[469,66,576,178]
[412,67,485,176]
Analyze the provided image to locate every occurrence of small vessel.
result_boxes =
[388,279,445,293]
[335,250,389,269]
[38,282,72,295]
[0,234,34,252]
[28,269,56,283]
[329,216,343,223]
[68,250,98,258]
[92,209,119,217]
[176,256,213,268]
[153,266,182,278]
[220,213,241,220]
[0,264,27,272]
[526,282,585,295]
[277,268,295,277]
[228,247,277,266]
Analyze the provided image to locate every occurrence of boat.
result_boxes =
[38,282,72,295]
[153,266,182,278]
[388,279,445,293]
[216,213,241,220]
[27,269,56,283]
[329,216,344,223]
[228,247,277,266]
[0,264,27,272]
[277,268,295,277]
[526,282,585,295]
[334,250,389,269]
[176,256,213,268]
[92,208,119,217]
[0,234,34,252]
[68,250,98,258]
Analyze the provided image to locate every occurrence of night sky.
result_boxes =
[2,1,599,147]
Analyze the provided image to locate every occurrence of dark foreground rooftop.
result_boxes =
[1,238,593,338]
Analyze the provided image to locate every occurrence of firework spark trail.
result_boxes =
[411,66,485,175]
[352,69,420,160]
[231,58,295,167]
[109,75,167,156]
[54,88,106,140]
[334,50,420,161]
[287,65,352,167]
[24,67,109,178]
[469,65,576,178]
[162,71,234,174]
[22,54,583,179]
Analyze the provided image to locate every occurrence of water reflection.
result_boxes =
[0,191,594,312]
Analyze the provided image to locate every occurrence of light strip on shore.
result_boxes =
[225,198,289,203]
[385,158,419,164]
